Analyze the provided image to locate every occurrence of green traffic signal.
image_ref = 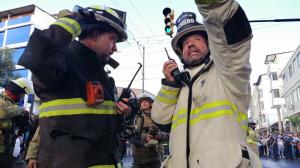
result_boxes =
[165,26,172,34]
[162,7,174,37]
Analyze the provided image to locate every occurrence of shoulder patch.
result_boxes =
[223,6,252,45]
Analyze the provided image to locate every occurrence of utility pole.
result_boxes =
[142,45,145,92]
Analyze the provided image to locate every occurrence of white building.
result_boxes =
[0,4,55,113]
[250,51,292,134]
[280,44,300,133]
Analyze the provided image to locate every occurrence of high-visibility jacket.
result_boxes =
[18,17,121,167]
[151,0,261,168]
[247,128,259,155]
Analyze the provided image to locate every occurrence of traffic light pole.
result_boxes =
[249,18,300,23]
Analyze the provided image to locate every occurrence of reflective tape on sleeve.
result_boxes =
[52,17,81,39]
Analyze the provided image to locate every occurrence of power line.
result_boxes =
[250,18,300,23]
[110,0,146,37]
[128,0,156,36]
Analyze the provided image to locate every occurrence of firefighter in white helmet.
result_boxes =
[247,118,258,155]
[152,0,261,167]
[0,77,33,167]
[132,92,168,168]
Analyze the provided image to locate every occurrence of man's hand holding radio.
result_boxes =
[163,60,178,82]
[116,98,132,116]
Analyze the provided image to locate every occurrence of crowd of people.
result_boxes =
[257,133,300,160]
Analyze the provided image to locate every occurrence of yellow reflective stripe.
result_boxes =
[156,87,180,105]
[40,98,87,109]
[241,125,248,131]
[160,86,180,96]
[191,100,236,115]
[156,95,177,105]
[52,17,81,39]
[171,109,187,129]
[39,98,116,118]
[172,108,187,120]
[89,164,119,168]
[172,118,187,129]
[39,108,116,118]
[60,17,81,36]
[236,111,248,132]
[247,139,257,144]
[170,100,246,130]
[190,109,234,125]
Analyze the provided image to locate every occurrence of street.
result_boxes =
[122,156,300,168]
[261,158,300,168]
[13,156,300,168]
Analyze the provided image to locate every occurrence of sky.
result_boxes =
[1,0,300,95]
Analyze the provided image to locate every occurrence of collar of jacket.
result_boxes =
[186,56,213,78]
[70,41,108,66]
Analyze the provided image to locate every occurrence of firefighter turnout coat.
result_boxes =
[0,92,24,154]
[151,0,261,168]
[18,17,120,166]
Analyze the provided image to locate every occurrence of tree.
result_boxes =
[0,48,18,87]
[288,115,300,132]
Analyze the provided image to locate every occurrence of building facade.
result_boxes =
[280,44,300,133]
[250,51,292,135]
[0,4,55,113]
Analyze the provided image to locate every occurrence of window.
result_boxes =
[0,21,4,28]
[5,26,31,45]
[286,97,290,105]
[290,93,294,105]
[272,89,280,98]
[293,90,298,103]
[271,72,278,80]
[289,65,293,78]
[293,59,297,72]
[0,31,4,47]
[8,15,31,26]
[11,48,25,64]
[297,87,300,102]
[297,52,300,68]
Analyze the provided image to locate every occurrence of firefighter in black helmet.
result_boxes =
[18,5,131,168]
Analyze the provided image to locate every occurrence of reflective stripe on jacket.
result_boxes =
[39,98,117,118]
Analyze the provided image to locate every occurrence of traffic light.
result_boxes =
[162,7,174,37]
